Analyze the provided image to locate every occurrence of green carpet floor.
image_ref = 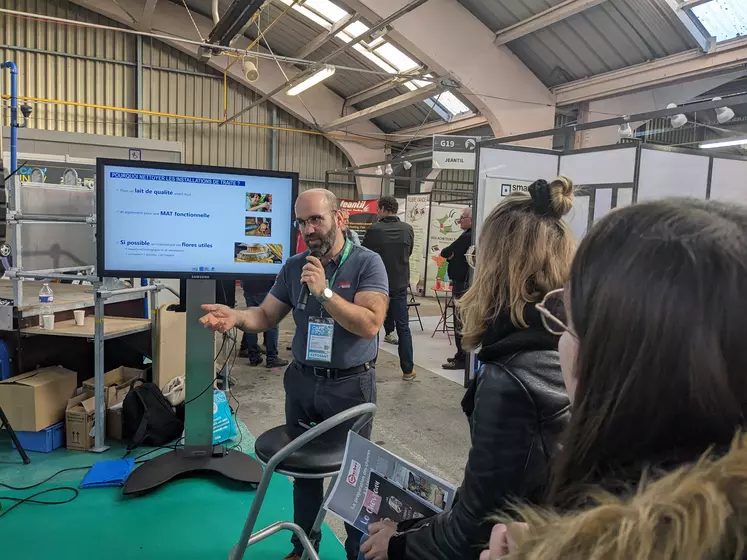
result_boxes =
[0,423,346,560]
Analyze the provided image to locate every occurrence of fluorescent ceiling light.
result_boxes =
[700,138,747,149]
[287,65,336,96]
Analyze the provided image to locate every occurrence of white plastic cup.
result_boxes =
[42,314,55,330]
[73,310,85,326]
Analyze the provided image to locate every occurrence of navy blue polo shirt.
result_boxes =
[270,245,389,369]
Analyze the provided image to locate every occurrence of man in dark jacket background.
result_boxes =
[440,207,472,370]
[363,196,415,380]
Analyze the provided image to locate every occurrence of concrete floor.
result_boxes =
[230,288,471,545]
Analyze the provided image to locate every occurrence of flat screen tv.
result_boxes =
[96,159,298,279]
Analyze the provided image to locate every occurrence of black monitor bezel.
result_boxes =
[96,158,299,280]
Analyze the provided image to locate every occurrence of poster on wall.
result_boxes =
[405,194,430,295]
[296,199,379,253]
[482,177,534,223]
[425,203,467,294]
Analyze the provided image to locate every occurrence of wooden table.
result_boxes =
[21,316,151,340]
[431,287,455,344]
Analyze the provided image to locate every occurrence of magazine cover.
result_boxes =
[325,432,457,535]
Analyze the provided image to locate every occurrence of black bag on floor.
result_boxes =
[122,378,184,449]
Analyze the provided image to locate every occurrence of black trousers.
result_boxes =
[283,361,376,560]
[452,279,468,362]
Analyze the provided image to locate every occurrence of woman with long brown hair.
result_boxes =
[360,177,575,560]
[484,198,747,558]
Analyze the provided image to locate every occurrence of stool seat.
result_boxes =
[254,423,349,475]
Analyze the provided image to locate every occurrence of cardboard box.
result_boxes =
[82,366,144,409]
[107,401,124,441]
[0,367,77,432]
[65,391,96,451]
[154,305,186,389]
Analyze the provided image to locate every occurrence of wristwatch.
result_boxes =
[316,287,334,303]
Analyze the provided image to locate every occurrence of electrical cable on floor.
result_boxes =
[0,330,237,517]
[0,487,80,519]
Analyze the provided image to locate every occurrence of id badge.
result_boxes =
[306,316,334,363]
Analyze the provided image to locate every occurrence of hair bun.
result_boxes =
[549,176,574,218]
[529,179,552,216]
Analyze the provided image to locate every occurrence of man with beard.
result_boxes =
[200,189,388,560]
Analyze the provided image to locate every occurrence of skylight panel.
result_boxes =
[437,91,471,116]
[373,43,419,72]
[690,0,747,42]
[344,21,370,39]
[352,44,397,73]
[303,0,348,23]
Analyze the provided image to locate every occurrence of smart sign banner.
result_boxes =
[432,135,478,170]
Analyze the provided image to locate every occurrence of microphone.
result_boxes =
[298,284,310,311]
[297,248,324,311]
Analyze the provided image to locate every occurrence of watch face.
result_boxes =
[324,288,333,298]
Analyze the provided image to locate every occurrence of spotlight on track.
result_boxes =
[667,103,688,129]
[617,122,634,139]
[385,164,394,175]
[402,160,413,171]
[241,56,259,83]
[374,166,384,176]
[713,97,735,124]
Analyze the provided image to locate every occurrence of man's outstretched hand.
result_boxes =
[200,304,239,333]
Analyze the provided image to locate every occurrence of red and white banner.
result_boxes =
[296,199,379,253]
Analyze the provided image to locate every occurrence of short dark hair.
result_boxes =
[378,196,398,214]
[549,198,747,508]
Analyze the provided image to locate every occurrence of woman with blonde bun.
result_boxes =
[360,178,576,560]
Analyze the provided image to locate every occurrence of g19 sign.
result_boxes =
[432,135,478,170]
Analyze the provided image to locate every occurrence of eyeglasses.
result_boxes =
[294,212,334,230]
[536,288,575,337]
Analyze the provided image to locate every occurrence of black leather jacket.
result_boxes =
[388,310,571,560]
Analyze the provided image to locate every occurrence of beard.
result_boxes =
[303,221,338,258]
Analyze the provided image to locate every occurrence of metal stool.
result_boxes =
[229,403,377,560]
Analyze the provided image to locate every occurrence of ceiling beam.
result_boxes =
[321,84,441,132]
[296,13,359,59]
[139,0,158,30]
[205,0,264,47]
[494,0,608,45]
[346,77,407,106]
[678,0,714,9]
[387,114,489,141]
[553,36,747,105]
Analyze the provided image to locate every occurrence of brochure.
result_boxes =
[324,431,457,535]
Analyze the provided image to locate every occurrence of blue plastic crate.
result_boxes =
[12,421,65,453]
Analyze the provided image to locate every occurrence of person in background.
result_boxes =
[360,178,574,560]
[238,276,288,369]
[440,207,472,370]
[341,210,361,246]
[201,189,388,560]
[363,195,415,380]
[485,198,747,556]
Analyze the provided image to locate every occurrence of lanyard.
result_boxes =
[327,238,353,289]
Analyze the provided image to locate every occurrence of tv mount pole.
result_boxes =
[123,278,262,495]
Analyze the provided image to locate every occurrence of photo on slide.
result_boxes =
[245,216,272,237]
[234,242,282,264]
[246,192,272,213]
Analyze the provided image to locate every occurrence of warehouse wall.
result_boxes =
[0,0,356,198]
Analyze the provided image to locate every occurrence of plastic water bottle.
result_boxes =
[39,283,54,326]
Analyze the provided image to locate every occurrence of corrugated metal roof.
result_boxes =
[457,0,700,87]
[176,0,442,129]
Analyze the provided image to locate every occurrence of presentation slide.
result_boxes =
[102,164,293,275]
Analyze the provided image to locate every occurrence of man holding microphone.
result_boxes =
[200,188,388,560]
